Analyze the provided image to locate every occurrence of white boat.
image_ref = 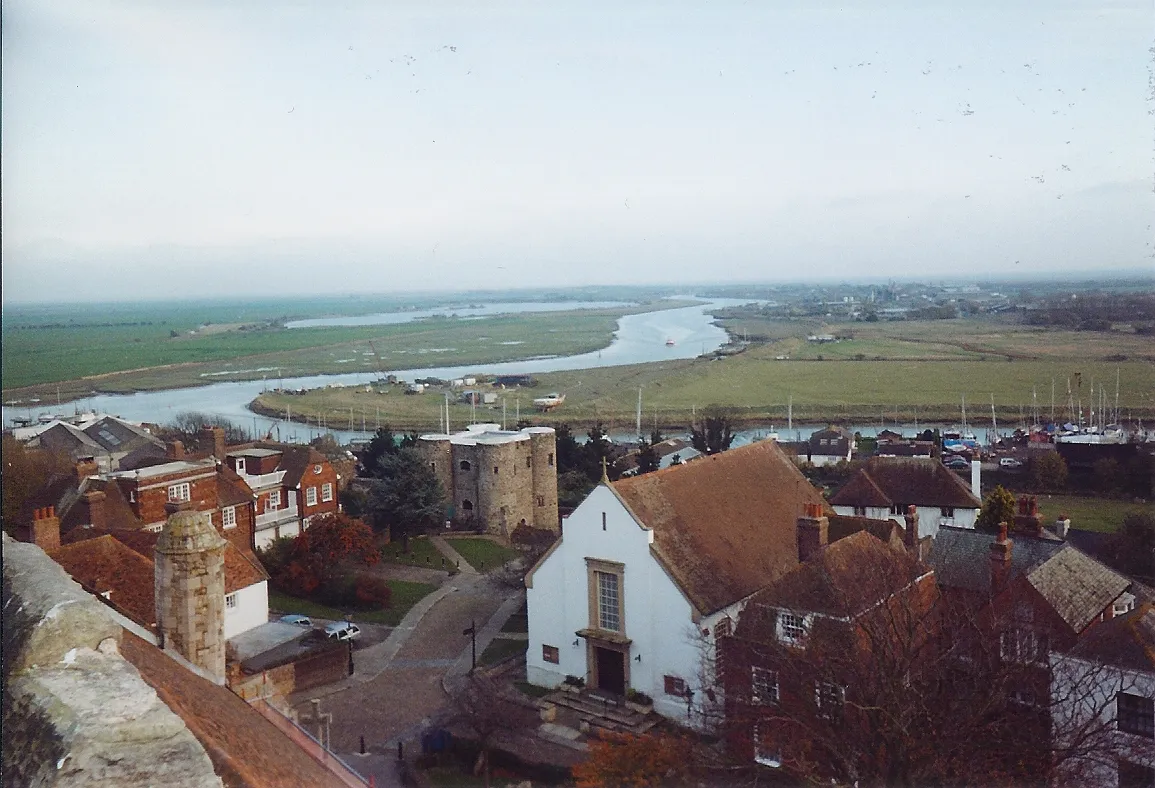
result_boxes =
[665,338,675,346]
[533,393,566,411]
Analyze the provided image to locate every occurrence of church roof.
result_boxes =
[611,439,828,615]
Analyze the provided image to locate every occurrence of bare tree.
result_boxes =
[440,673,540,788]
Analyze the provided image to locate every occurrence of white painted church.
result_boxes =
[526,440,827,726]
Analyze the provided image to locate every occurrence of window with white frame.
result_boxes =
[752,667,779,705]
[596,571,620,632]
[221,506,236,529]
[267,490,281,510]
[235,457,246,474]
[815,681,845,721]
[306,486,318,507]
[321,482,333,503]
[167,482,191,503]
[225,593,238,610]
[777,612,806,645]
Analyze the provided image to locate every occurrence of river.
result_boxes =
[4,299,754,442]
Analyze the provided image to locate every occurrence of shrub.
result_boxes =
[354,575,393,608]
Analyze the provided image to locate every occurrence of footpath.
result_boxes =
[291,536,526,787]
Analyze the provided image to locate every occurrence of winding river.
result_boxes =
[4,299,750,442]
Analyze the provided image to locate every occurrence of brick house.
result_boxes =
[721,506,935,778]
[222,444,341,549]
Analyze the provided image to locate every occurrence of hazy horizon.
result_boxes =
[3,0,1152,304]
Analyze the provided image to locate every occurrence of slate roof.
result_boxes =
[1070,602,1155,673]
[120,631,348,788]
[1025,547,1131,633]
[33,421,105,455]
[830,457,981,509]
[930,527,1130,633]
[83,416,164,454]
[610,439,828,615]
[747,530,929,618]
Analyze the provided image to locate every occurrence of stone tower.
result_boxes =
[154,505,227,682]
[526,427,559,532]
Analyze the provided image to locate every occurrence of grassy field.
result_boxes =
[253,348,1155,432]
[1032,495,1155,534]
[479,637,528,666]
[444,538,520,572]
[267,578,437,626]
[381,536,458,573]
[2,299,689,398]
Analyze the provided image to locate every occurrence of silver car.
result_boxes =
[324,621,361,642]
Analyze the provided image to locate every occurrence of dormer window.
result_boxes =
[236,458,246,474]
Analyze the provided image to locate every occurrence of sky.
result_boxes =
[2,0,1152,303]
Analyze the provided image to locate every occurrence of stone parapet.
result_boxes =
[2,533,221,787]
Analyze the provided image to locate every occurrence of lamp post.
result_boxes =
[462,619,477,674]
[345,611,355,676]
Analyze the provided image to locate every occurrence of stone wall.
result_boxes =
[2,533,222,787]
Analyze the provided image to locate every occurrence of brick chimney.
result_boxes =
[903,504,920,553]
[990,522,1013,592]
[199,426,226,459]
[167,440,186,460]
[82,489,107,531]
[1014,495,1044,537]
[75,457,100,482]
[797,502,829,564]
[31,506,61,553]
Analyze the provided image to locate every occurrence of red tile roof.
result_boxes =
[120,631,348,788]
[611,439,828,615]
[50,536,157,628]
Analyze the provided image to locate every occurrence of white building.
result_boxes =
[526,439,827,727]
[1051,603,1155,787]
[829,457,982,539]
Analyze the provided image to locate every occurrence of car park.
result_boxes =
[325,621,361,642]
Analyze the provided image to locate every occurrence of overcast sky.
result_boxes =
[2,0,1151,303]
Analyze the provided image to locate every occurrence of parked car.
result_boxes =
[279,614,313,628]
[943,456,970,470]
[325,621,361,642]
[999,457,1023,468]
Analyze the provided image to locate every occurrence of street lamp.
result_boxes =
[462,619,477,674]
[345,611,355,676]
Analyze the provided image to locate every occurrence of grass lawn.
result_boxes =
[267,578,437,627]
[479,637,527,667]
[500,607,528,634]
[380,536,458,573]
[445,538,520,572]
[1033,495,1155,534]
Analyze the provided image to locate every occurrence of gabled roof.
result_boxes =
[274,445,327,489]
[119,631,348,788]
[50,535,157,628]
[1026,547,1131,633]
[830,457,981,509]
[930,527,1130,633]
[743,530,928,618]
[828,513,906,547]
[217,466,255,508]
[83,416,164,453]
[53,528,267,631]
[33,421,105,455]
[58,477,143,532]
[610,439,827,615]
[1070,602,1155,673]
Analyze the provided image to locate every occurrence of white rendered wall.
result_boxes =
[254,521,300,550]
[1052,653,1155,787]
[224,580,269,640]
[526,485,718,726]
[832,505,978,539]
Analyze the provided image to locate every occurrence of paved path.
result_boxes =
[290,543,527,787]
[428,535,479,575]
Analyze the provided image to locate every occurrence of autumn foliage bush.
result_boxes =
[572,731,691,787]
[258,513,382,604]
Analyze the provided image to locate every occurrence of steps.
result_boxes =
[545,690,660,735]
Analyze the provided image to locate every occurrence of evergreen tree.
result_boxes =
[690,406,735,456]
[365,447,446,550]
[635,438,660,475]
[976,484,1016,532]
